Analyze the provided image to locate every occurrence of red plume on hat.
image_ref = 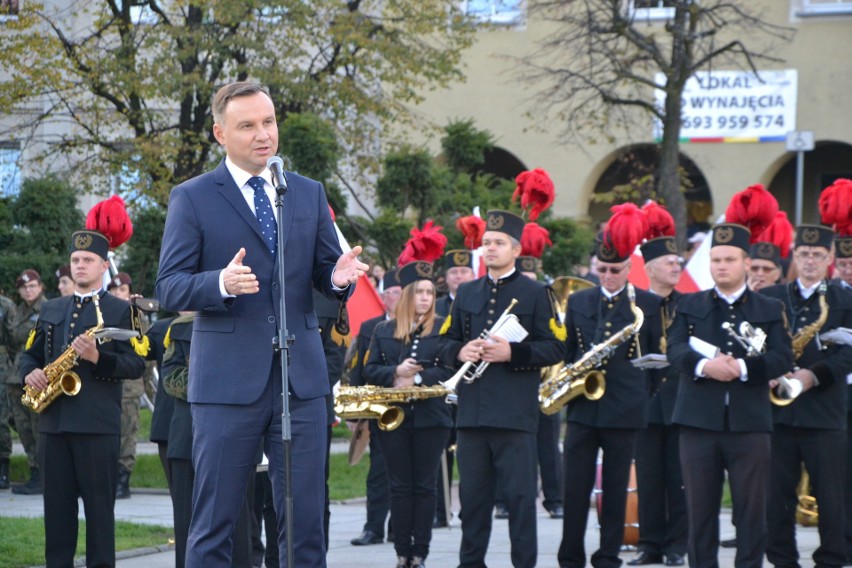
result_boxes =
[456,214,486,249]
[397,220,447,267]
[521,222,553,259]
[819,178,852,236]
[512,168,555,221]
[605,203,648,258]
[86,195,133,248]
[756,211,794,258]
[641,201,675,240]
[724,184,778,243]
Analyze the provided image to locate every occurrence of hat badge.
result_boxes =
[521,258,536,272]
[757,243,774,259]
[487,214,505,230]
[802,228,819,245]
[715,227,734,244]
[598,241,617,261]
[74,233,93,250]
[415,262,433,278]
[665,239,678,254]
[840,240,852,257]
[453,251,470,266]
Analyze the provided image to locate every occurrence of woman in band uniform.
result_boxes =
[364,261,453,568]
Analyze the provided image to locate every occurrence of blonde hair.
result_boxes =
[393,280,436,342]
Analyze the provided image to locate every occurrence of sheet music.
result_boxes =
[490,317,529,343]
[689,336,720,359]
[631,354,670,369]
[820,327,852,347]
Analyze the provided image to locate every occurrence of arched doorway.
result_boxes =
[481,146,527,181]
[588,144,712,235]
[766,141,852,224]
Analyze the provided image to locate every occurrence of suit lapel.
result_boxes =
[213,162,268,246]
[276,172,295,252]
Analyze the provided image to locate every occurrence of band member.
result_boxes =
[747,212,792,292]
[436,249,476,317]
[20,228,146,567]
[629,202,687,567]
[440,209,565,568]
[349,270,402,546]
[364,260,453,568]
[156,82,366,567]
[558,204,664,568]
[761,219,852,568]
[669,220,793,568]
[434,249,475,528]
[55,265,74,297]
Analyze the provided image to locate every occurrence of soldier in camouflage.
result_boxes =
[7,270,46,494]
[0,292,16,489]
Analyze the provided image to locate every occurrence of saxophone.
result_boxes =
[539,283,645,415]
[334,384,454,431]
[21,293,105,414]
[770,281,829,406]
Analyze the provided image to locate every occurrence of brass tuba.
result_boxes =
[770,281,828,406]
[334,384,453,431]
[22,292,105,414]
[541,277,595,383]
[539,284,644,415]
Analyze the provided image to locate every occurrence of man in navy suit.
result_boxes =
[156,82,367,568]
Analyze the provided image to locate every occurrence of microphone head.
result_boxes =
[267,155,284,171]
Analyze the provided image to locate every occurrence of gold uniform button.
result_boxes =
[607,304,613,309]
[487,320,493,325]
[72,313,78,318]
[488,309,494,315]
[604,331,611,337]
[489,299,496,304]
[605,322,612,328]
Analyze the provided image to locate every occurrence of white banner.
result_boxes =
[653,69,797,142]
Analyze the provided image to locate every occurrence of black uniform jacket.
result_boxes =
[563,286,664,429]
[350,314,386,387]
[439,272,566,434]
[163,317,193,461]
[435,295,452,318]
[19,292,146,435]
[669,289,793,432]
[648,290,683,426]
[761,280,852,430]
[364,317,453,429]
[148,316,177,444]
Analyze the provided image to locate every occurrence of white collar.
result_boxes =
[602,285,626,300]
[714,284,747,304]
[225,157,271,189]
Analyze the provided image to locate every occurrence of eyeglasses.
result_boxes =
[835,261,852,272]
[750,265,779,273]
[795,251,829,262]
[597,264,628,275]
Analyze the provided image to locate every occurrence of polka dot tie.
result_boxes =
[248,176,278,254]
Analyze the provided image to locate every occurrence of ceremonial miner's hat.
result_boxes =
[444,249,473,270]
[711,223,751,253]
[382,269,401,291]
[750,212,793,267]
[596,203,647,264]
[397,221,446,288]
[515,256,538,274]
[397,261,435,288]
[794,224,834,250]
[485,210,525,242]
[639,201,678,263]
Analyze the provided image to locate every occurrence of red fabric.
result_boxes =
[641,201,675,239]
[628,252,700,293]
[348,274,385,337]
[86,195,133,248]
[512,168,555,221]
[756,212,794,258]
[456,215,486,249]
[606,203,648,258]
[521,223,553,258]
[724,184,778,243]
[819,178,852,236]
[397,220,447,266]
[328,205,336,222]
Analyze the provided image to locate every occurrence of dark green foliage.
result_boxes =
[280,113,342,187]
[0,177,84,296]
[441,119,494,172]
[365,210,412,268]
[119,204,167,297]
[539,217,596,279]
[375,147,435,214]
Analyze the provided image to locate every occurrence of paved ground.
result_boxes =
[2,441,821,567]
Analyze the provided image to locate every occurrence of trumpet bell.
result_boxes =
[770,376,804,406]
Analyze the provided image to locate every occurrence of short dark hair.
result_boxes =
[212,82,273,125]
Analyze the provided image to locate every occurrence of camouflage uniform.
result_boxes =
[117,307,149,498]
[0,294,17,488]
[5,294,45,472]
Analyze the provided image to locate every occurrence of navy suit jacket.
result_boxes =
[156,160,347,403]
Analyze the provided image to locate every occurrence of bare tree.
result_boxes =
[521,0,793,247]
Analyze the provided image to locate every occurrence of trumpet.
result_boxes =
[441,299,520,401]
[722,320,804,406]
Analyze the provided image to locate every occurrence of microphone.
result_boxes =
[267,156,288,192]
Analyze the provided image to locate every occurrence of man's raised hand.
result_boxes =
[223,248,259,295]
[332,245,369,288]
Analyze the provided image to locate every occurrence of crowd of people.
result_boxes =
[3,81,852,568]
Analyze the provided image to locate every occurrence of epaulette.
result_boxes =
[439,315,452,335]
[546,287,567,341]
[129,305,151,357]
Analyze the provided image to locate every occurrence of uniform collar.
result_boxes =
[714,284,747,305]
[601,285,625,301]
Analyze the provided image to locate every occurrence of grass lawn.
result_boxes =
[0,517,172,568]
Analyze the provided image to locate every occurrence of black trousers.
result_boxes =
[496,411,563,510]
[364,420,391,536]
[845,414,852,561]
[558,423,636,568]
[169,458,194,568]
[377,425,450,560]
[766,425,846,568]
[435,408,457,525]
[679,426,770,568]
[458,428,538,568]
[634,423,687,556]
[40,432,119,568]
